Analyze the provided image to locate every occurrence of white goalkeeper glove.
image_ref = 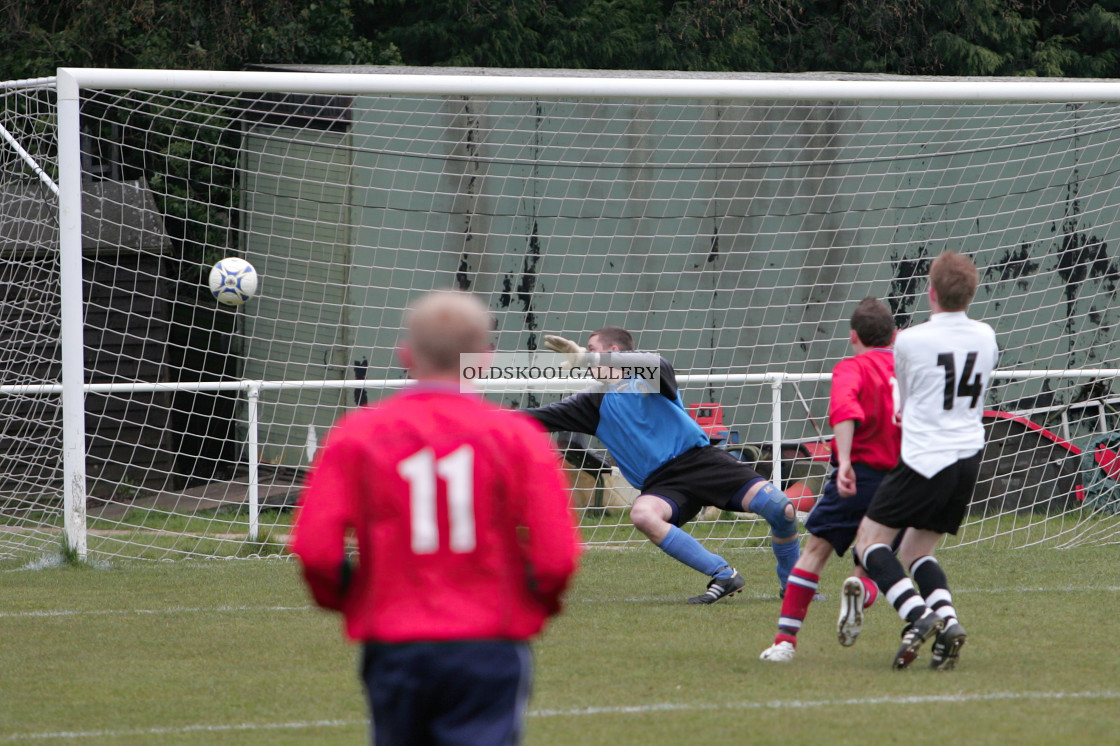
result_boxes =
[543,334,594,368]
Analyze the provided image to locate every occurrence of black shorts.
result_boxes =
[804,462,890,556]
[642,446,765,526]
[865,452,982,535]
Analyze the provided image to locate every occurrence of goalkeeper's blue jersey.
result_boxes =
[525,354,709,488]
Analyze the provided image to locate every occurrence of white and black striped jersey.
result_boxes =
[895,311,999,478]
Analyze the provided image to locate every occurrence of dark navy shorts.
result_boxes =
[804,462,891,556]
[641,446,766,526]
[865,452,982,535]
[361,640,532,746]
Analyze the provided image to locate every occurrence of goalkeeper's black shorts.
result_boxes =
[640,445,765,526]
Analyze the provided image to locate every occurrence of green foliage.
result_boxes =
[9,0,1120,83]
[358,0,578,68]
[0,0,388,80]
[1066,2,1120,77]
[358,0,1120,76]
[1028,35,1079,77]
[359,0,769,70]
[759,0,936,74]
[657,1,771,71]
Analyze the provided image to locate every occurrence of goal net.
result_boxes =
[3,68,1120,562]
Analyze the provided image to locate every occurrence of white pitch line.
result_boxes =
[0,719,362,743]
[4,690,1118,742]
[2,583,1118,620]
[0,605,311,619]
[529,688,1120,716]
[576,584,1120,604]
[955,585,1120,594]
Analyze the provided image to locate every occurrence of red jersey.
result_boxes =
[828,348,901,472]
[290,384,581,644]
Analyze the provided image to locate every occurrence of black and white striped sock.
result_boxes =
[861,543,928,624]
[911,555,958,627]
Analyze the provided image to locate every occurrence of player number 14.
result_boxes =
[398,446,476,555]
[936,351,984,410]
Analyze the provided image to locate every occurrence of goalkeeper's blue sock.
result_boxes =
[771,537,800,592]
[657,525,732,578]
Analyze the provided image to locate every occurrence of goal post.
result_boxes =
[57,71,88,559]
[3,67,1120,562]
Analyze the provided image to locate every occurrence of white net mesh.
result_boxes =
[3,71,1120,561]
[1,78,63,560]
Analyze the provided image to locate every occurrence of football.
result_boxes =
[208,257,258,306]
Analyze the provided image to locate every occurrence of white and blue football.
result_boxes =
[208,257,258,306]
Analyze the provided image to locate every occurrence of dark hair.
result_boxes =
[930,250,979,312]
[590,326,634,351]
[850,297,895,348]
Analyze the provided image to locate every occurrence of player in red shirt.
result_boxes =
[760,297,900,662]
[290,290,581,745]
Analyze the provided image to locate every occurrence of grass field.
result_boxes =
[2,542,1119,745]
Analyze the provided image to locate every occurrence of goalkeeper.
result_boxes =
[525,327,801,603]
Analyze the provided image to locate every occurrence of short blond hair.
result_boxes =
[405,291,492,374]
[930,251,979,312]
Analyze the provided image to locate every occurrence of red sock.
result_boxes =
[774,568,820,647]
[860,576,879,608]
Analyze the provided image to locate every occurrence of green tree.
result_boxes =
[652,0,771,71]
[356,0,583,67]
[757,0,1120,77]
[1065,1,1120,77]
[0,0,390,80]
[10,0,1120,78]
[357,0,767,70]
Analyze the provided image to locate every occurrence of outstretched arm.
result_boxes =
[523,390,603,435]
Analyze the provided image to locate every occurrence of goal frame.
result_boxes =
[53,67,1120,558]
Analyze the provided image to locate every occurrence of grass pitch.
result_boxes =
[2,543,1119,745]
